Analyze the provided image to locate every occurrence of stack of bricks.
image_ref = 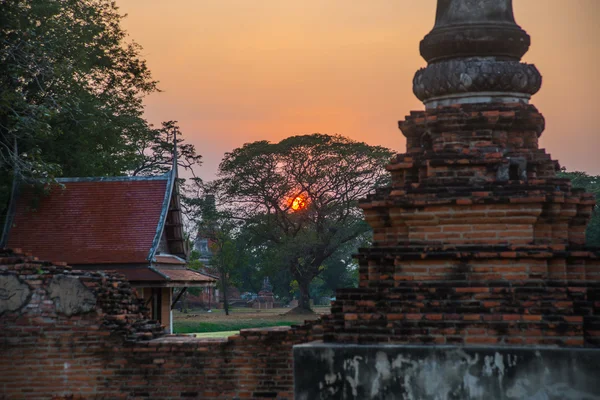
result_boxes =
[323,103,600,347]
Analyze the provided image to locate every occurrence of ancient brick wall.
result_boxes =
[327,280,600,346]
[0,249,321,399]
[327,102,600,349]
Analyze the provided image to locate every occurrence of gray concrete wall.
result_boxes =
[294,343,600,400]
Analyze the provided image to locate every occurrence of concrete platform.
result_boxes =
[293,343,600,400]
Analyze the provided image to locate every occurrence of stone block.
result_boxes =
[48,275,96,316]
[0,274,31,314]
[294,343,600,400]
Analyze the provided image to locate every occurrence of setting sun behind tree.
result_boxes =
[215,133,394,311]
[290,196,307,211]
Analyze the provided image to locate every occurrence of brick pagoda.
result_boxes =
[295,1,600,398]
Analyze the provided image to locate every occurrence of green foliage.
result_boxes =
[130,120,202,177]
[0,0,157,182]
[557,169,600,247]
[0,0,202,235]
[214,134,393,309]
[227,222,289,297]
[194,198,241,315]
[186,249,204,270]
[319,252,360,292]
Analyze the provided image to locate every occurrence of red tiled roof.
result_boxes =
[8,176,170,265]
[155,267,217,283]
[75,265,216,285]
[112,267,166,282]
[154,255,186,265]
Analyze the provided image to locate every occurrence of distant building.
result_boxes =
[191,193,221,306]
[192,194,217,265]
[192,236,220,306]
[194,237,213,265]
[6,171,217,333]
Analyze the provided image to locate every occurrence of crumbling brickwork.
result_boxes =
[320,103,600,347]
[0,249,322,399]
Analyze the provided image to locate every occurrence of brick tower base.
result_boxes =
[293,103,600,399]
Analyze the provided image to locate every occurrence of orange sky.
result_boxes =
[116,0,600,179]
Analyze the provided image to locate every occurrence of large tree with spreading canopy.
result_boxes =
[213,134,393,310]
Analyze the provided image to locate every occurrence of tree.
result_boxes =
[131,120,204,233]
[130,120,202,177]
[223,225,264,295]
[0,1,204,243]
[318,237,365,294]
[1,0,157,219]
[214,134,393,310]
[195,197,239,316]
[175,249,207,313]
[557,169,600,247]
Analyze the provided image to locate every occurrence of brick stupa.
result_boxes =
[294,2,600,397]
[325,0,600,348]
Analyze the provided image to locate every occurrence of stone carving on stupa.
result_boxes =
[415,0,541,108]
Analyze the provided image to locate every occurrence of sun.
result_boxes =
[291,196,306,211]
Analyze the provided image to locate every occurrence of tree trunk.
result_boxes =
[219,244,230,316]
[182,291,188,313]
[297,278,312,311]
[221,269,230,316]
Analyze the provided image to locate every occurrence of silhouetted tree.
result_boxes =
[213,134,393,311]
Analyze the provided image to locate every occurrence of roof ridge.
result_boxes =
[147,169,177,261]
[154,254,186,262]
[56,174,170,183]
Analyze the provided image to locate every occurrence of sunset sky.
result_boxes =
[116,0,600,180]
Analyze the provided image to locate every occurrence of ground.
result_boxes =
[173,306,330,337]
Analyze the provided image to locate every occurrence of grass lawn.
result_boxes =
[174,319,297,334]
[173,306,329,334]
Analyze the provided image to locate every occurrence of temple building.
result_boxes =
[5,171,217,333]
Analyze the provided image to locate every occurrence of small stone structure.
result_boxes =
[252,277,275,309]
[0,274,30,314]
[294,0,600,398]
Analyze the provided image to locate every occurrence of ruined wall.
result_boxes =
[324,248,600,346]
[0,249,321,399]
